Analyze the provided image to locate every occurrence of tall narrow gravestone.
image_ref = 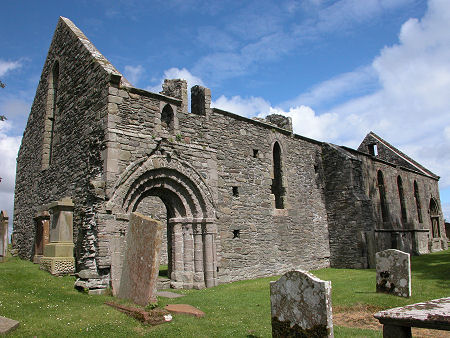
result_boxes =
[40,198,75,275]
[33,210,50,264]
[270,270,334,338]
[376,249,411,297]
[0,211,8,262]
[118,212,163,306]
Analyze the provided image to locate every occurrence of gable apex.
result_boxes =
[358,131,438,178]
[55,17,132,87]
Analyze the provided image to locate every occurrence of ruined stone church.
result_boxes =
[13,17,448,292]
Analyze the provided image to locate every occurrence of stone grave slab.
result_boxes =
[376,249,411,297]
[156,291,185,299]
[118,212,163,306]
[270,270,334,337]
[0,316,19,334]
[165,304,205,317]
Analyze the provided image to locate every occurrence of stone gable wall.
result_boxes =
[323,143,447,269]
[13,18,111,268]
[358,153,447,254]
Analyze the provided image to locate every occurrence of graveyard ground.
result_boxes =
[0,249,448,337]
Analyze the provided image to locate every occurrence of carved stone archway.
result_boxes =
[109,154,217,289]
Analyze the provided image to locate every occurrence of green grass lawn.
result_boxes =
[0,249,448,337]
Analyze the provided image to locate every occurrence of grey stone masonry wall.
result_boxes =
[322,144,375,268]
[13,17,446,291]
[13,17,122,275]
[208,110,331,282]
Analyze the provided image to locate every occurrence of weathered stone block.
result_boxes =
[376,249,411,297]
[0,211,8,259]
[270,270,333,337]
[118,212,163,306]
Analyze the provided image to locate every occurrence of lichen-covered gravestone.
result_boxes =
[376,249,411,297]
[270,270,334,338]
[118,212,163,306]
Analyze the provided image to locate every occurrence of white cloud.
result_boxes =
[212,95,271,118]
[0,60,21,77]
[264,106,339,141]
[0,133,21,237]
[283,66,378,109]
[123,65,144,86]
[313,0,450,187]
[146,67,204,94]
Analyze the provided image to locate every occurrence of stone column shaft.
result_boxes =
[182,223,194,288]
[203,233,215,288]
[193,224,205,289]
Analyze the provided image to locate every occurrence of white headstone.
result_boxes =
[270,270,333,337]
[376,249,411,297]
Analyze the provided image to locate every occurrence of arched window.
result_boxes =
[271,142,285,209]
[429,198,440,238]
[397,176,407,222]
[161,104,174,132]
[377,170,388,222]
[42,61,59,169]
[413,181,422,223]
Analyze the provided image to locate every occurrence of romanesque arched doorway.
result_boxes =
[110,155,218,290]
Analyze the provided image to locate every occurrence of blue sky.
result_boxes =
[1,0,450,229]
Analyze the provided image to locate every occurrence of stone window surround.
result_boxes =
[42,59,61,170]
[156,101,178,135]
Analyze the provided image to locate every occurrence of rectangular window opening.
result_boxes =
[232,186,239,197]
[253,149,259,158]
[232,230,240,238]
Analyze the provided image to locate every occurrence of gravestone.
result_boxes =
[270,270,334,338]
[118,212,163,306]
[40,197,75,275]
[33,210,50,264]
[376,249,411,297]
[0,211,8,262]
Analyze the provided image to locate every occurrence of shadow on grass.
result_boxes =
[412,250,450,288]
[159,265,168,278]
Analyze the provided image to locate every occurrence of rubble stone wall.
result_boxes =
[13,18,111,268]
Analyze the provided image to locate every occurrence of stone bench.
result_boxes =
[374,297,450,337]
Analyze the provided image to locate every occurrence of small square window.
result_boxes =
[233,230,240,238]
[253,149,259,158]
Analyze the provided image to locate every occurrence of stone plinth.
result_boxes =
[270,270,334,338]
[376,249,411,297]
[0,210,8,261]
[118,212,163,306]
[39,198,75,275]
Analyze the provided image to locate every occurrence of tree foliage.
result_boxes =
[0,79,6,121]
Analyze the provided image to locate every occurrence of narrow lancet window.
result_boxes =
[161,104,174,132]
[397,176,407,222]
[377,170,388,222]
[429,198,440,238]
[414,181,422,223]
[271,142,285,209]
[42,61,59,169]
